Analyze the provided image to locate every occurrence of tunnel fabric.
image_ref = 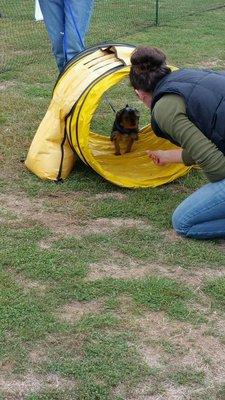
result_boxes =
[25,44,191,188]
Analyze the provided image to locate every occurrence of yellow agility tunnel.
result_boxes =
[25,43,191,188]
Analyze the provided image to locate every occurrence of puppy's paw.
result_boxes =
[115,151,121,156]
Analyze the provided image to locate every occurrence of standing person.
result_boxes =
[38,0,94,72]
[129,45,225,240]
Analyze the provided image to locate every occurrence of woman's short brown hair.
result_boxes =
[129,46,171,93]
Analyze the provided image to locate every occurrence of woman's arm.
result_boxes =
[151,94,225,182]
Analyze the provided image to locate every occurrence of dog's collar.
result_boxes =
[115,122,138,135]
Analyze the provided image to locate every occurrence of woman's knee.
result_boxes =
[172,206,191,237]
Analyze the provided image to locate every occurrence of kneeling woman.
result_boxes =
[129,46,225,240]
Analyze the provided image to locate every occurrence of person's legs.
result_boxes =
[39,0,65,71]
[64,0,94,62]
[172,178,225,239]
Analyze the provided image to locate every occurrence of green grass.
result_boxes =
[203,277,225,310]
[53,274,197,321]
[45,331,149,397]
[1,2,225,399]
[169,367,205,386]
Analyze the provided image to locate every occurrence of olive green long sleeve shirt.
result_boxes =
[152,94,225,182]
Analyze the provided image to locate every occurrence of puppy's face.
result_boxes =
[117,105,140,130]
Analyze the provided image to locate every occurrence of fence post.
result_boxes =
[155,0,159,26]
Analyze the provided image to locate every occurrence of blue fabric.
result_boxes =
[151,69,225,155]
[172,178,225,239]
[39,0,94,71]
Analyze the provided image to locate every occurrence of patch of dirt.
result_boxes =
[150,263,225,289]
[42,191,89,214]
[211,317,225,337]
[126,382,187,400]
[124,379,164,400]
[115,295,137,319]
[87,260,165,281]
[10,49,33,56]
[28,347,49,364]
[7,269,47,293]
[0,372,75,397]
[0,193,150,240]
[215,239,225,252]
[134,310,225,397]
[198,58,222,69]
[138,344,164,369]
[162,229,184,243]
[90,192,127,201]
[0,81,16,91]
[87,256,225,289]
[126,384,219,400]
[85,217,149,234]
[55,299,103,323]
[170,184,191,195]
[0,360,15,376]
[38,237,56,249]
[0,216,8,224]
[155,385,190,400]
[181,268,225,287]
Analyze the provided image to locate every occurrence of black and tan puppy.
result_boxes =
[110,105,140,155]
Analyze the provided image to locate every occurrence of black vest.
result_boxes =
[151,69,225,155]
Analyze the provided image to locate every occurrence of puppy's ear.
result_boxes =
[135,109,140,117]
[116,110,123,121]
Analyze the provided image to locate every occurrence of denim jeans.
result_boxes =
[172,178,225,239]
[39,0,94,71]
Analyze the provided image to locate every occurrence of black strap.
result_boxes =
[56,127,67,182]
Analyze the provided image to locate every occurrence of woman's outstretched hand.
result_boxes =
[147,149,183,165]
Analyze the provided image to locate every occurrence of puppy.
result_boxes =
[110,105,140,155]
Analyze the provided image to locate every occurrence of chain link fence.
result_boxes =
[155,0,225,25]
[1,0,225,73]
[0,0,156,73]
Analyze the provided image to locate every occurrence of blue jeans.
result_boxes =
[172,178,225,239]
[39,0,94,71]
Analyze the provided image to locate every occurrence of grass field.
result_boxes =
[1,1,225,399]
